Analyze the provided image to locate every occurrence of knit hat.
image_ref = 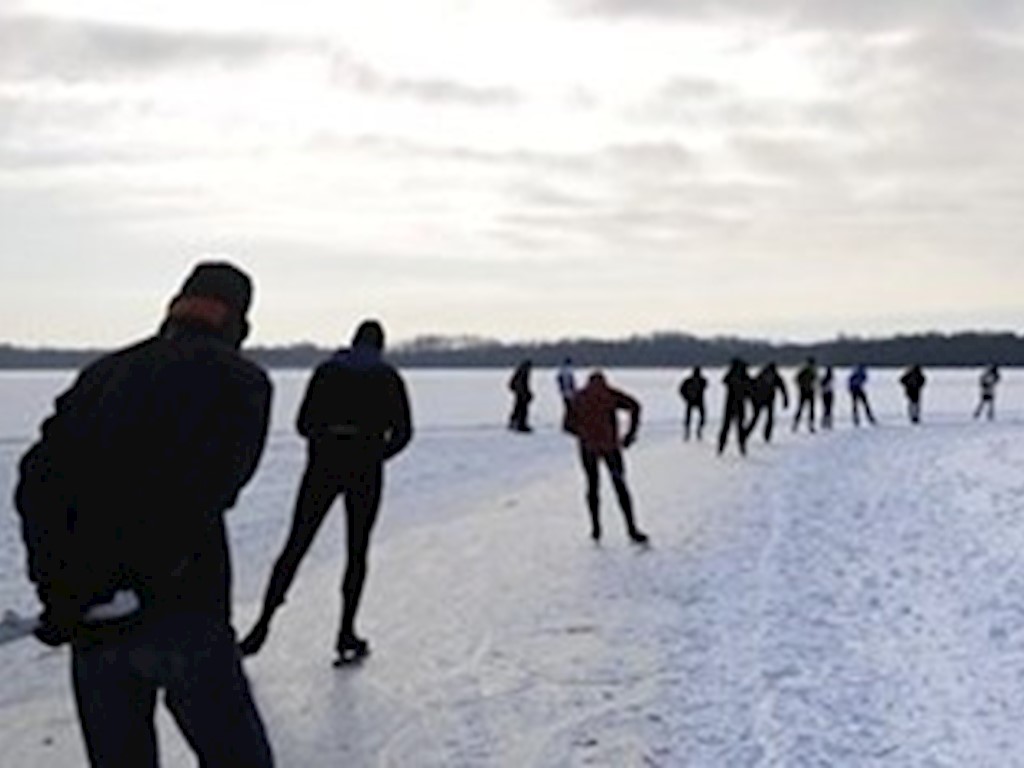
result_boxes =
[352,319,385,350]
[176,262,252,316]
[165,261,253,345]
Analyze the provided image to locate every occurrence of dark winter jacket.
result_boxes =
[15,326,272,630]
[296,345,412,462]
[900,367,927,398]
[750,366,789,408]
[679,373,707,404]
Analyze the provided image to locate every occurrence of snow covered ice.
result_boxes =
[2,368,1024,766]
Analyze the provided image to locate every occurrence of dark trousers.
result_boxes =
[718,398,747,454]
[792,392,815,432]
[821,392,834,429]
[974,395,995,420]
[261,450,382,643]
[907,395,922,424]
[72,613,273,768]
[509,393,532,430]
[579,446,639,537]
[683,401,705,440]
[745,401,776,443]
[851,389,875,426]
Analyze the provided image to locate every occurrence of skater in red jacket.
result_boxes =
[567,372,649,545]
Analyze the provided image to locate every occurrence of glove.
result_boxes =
[622,433,637,449]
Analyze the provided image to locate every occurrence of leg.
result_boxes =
[683,403,692,440]
[808,396,816,432]
[579,445,601,539]
[792,399,804,431]
[851,392,861,427]
[240,457,342,655]
[696,402,706,440]
[863,394,876,425]
[338,463,384,649]
[163,616,274,768]
[72,640,160,768]
[603,451,646,543]
[763,405,775,442]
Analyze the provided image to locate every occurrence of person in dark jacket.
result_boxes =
[718,358,752,456]
[974,364,1001,421]
[744,362,789,443]
[848,364,876,427]
[568,371,648,544]
[820,366,835,430]
[508,359,533,432]
[15,262,274,767]
[678,366,708,441]
[900,364,927,424]
[792,357,818,433]
[240,320,412,664]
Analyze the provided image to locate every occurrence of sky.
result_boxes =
[2,0,1024,347]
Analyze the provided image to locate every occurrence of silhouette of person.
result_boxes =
[240,320,413,665]
[678,366,708,441]
[820,366,835,430]
[792,357,818,433]
[848,363,876,427]
[567,372,648,544]
[899,364,927,424]
[15,262,274,767]
[508,359,533,433]
[556,357,577,432]
[974,364,1001,421]
[718,357,752,455]
[745,362,789,443]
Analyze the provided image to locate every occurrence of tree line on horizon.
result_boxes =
[0,331,1022,370]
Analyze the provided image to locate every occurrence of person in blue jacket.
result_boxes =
[848,364,876,426]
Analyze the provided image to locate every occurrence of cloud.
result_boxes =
[0,14,291,82]
[329,50,523,107]
[560,0,1024,30]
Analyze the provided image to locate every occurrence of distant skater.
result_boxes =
[557,357,577,431]
[973,364,1001,421]
[567,372,648,544]
[899,364,927,424]
[848,363,877,426]
[718,358,752,455]
[240,320,413,665]
[745,362,789,443]
[508,359,534,433]
[820,366,835,430]
[678,366,708,440]
[792,357,818,433]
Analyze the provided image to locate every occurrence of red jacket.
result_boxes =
[570,375,640,453]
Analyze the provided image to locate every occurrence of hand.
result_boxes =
[622,433,636,449]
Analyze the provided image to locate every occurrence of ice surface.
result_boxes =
[1,367,1023,766]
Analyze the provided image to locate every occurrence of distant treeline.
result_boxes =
[1,331,1022,370]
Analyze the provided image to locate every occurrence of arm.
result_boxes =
[618,391,641,448]
[383,372,413,460]
[296,366,325,439]
[777,375,790,408]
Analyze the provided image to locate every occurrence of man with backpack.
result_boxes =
[15,262,275,767]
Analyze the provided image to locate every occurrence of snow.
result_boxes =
[1,367,1024,766]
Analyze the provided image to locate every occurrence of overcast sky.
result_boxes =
[2,0,1023,347]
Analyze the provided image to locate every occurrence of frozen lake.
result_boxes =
[1,365,1023,766]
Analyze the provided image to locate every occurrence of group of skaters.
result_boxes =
[680,358,1002,455]
[507,354,1003,475]
[7,258,1011,768]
